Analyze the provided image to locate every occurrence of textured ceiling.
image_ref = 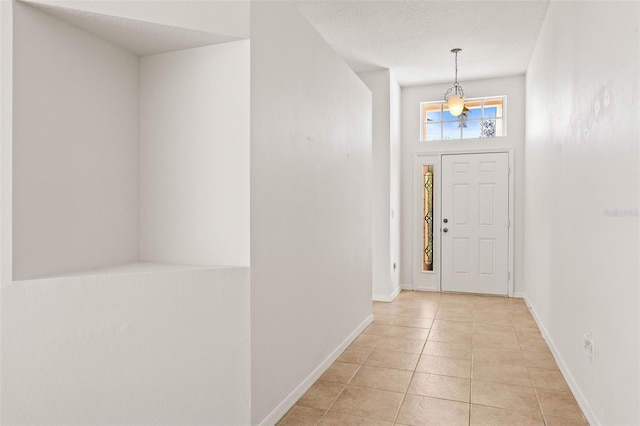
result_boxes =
[23,1,246,56]
[296,0,550,87]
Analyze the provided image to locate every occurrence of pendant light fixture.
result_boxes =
[444,48,465,116]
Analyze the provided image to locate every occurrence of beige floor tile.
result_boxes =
[510,310,535,321]
[423,341,472,359]
[364,348,420,371]
[437,304,474,314]
[473,323,515,335]
[504,302,529,315]
[433,319,475,332]
[297,381,346,410]
[373,314,398,325]
[473,295,508,306]
[337,346,372,364]
[543,414,590,425]
[471,380,540,415]
[518,334,550,352]
[428,328,474,344]
[473,311,513,325]
[436,310,474,322]
[515,325,542,338]
[472,347,525,366]
[511,314,538,329]
[407,372,471,403]
[523,349,557,369]
[285,292,588,426]
[396,394,470,426]
[277,405,326,426]
[363,323,392,336]
[351,334,382,349]
[472,361,532,386]
[528,367,570,391]
[319,411,392,426]
[349,365,412,393]
[393,316,433,329]
[399,307,439,318]
[472,332,521,349]
[320,362,361,384]
[385,326,430,340]
[441,294,477,304]
[506,297,527,307]
[376,336,425,354]
[373,304,403,316]
[537,388,586,420]
[329,385,404,422]
[415,355,471,378]
[470,404,544,425]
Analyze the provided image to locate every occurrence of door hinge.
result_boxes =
[508,167,511,175]
[508,219,511,228]
[508,271,511,280]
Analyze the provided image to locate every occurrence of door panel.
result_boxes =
[441,153,509,295]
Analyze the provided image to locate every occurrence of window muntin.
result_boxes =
[420,97,505,141]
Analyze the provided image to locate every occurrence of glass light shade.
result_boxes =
[447,95,465,116]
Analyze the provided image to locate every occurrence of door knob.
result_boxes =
[443,218,448,223]
[443,228,448,233]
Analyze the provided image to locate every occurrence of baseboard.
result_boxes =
[521,294,600,426]
[259,313,375,426]
[400,282,413,290]
[513,291,527,299]
[373,286,401,302]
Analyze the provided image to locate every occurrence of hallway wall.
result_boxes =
[524,2,640,425]
[358,70,402,301]
[2,2,252,424]
[250,3,373,424]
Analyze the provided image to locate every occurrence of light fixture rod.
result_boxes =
[444,48,465,116]
[451,48,461,86]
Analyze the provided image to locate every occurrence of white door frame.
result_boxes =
[412,146,515,297]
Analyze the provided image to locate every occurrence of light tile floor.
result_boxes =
[277,291,589,426]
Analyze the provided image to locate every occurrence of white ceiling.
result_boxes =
[295,0,550,87]
[22,0,248,57]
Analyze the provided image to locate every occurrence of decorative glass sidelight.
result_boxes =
[423,165,434,271]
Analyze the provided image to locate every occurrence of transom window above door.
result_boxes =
[420,96,506,141]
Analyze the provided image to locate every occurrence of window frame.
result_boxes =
[419,96,507,142]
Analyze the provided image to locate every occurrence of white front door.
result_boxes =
[441,153,509,295]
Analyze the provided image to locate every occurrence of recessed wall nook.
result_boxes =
[12,1,250,281]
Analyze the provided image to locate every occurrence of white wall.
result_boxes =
[390,72,401,293]
[3,3,252,424]
[250,2,373,424]
[140,41,250,267]
[358,70,402,301]
[12,2,140,280]
[524,2,639,425]
[1,267,251,425]
[400,75,525,292]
